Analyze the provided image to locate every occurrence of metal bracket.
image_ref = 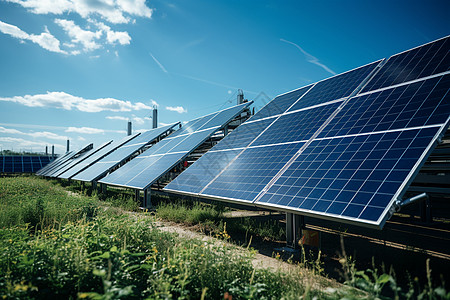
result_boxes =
[395,193,429,212]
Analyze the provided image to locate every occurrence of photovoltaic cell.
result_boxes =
[100,102,252,190]
[362,36,450,92]
[287,61,380,112]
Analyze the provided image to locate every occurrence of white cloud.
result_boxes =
[0,20,67,54]
[95,21,130,45]
[106,116,128,121]
[6,0,153,24]
[28,131,67,140]
[166,106,187,114]
[0,126,67,141]
[0,91,153,112]
[150,100,159,107]
[0,126,23,135]
[132,116,151,125]
[66,127,105,134]
[55,19,102,51]
[0,137,51,149]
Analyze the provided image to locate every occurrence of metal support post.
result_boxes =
[286,213,304,249]
[135,189,140,204]
[420,196,432,223]
[100,183,107,195]
[143,189,152,209]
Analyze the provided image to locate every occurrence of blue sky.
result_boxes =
[0,0,448,154]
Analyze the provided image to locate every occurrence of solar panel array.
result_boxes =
[55,141,113,179]
[1,156,54,173]
[38,144,93,177]
[72,123,180,182]
[165,36,450,229]
[99,102,252,190]
[53,134,139,180]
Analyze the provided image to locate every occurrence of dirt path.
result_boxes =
[154,220,346,291]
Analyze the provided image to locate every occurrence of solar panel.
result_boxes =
[0,156,54,173]
[44,144,94,177]
[287,61,380,112]
[99,102,252,190]
[56,141,113,179]
[36,152,71,176]
[164,62,381,202]
[55,134,139,179]
[71,123,180,182]
[250,85,313,121]
[40,151,76,176]
[362,36,449,93]
[165,36,450,229]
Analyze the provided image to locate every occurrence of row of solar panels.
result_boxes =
[39,36,449,230]
[38,102,253,190]
[1,155,54,173]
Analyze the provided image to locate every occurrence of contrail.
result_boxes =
[280,38,336,75]
[174,73,259,95]
[149,52,168,73]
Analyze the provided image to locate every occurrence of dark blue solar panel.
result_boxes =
[201,143,304,202]
[256,127,440,224]
[213,119,274,151]
[287,61,380,112]
[320,74,450,138]
[165,149,242,195]
[252,102,342,146]
[199,102,252,130]
[250,86,313,121]
[4,157,13,173]
[363,36,450,92]
[100,103,252,190]
[112,153,186,189]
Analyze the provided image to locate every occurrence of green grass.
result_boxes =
[2,176,448,299]
[0,176,350,299]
